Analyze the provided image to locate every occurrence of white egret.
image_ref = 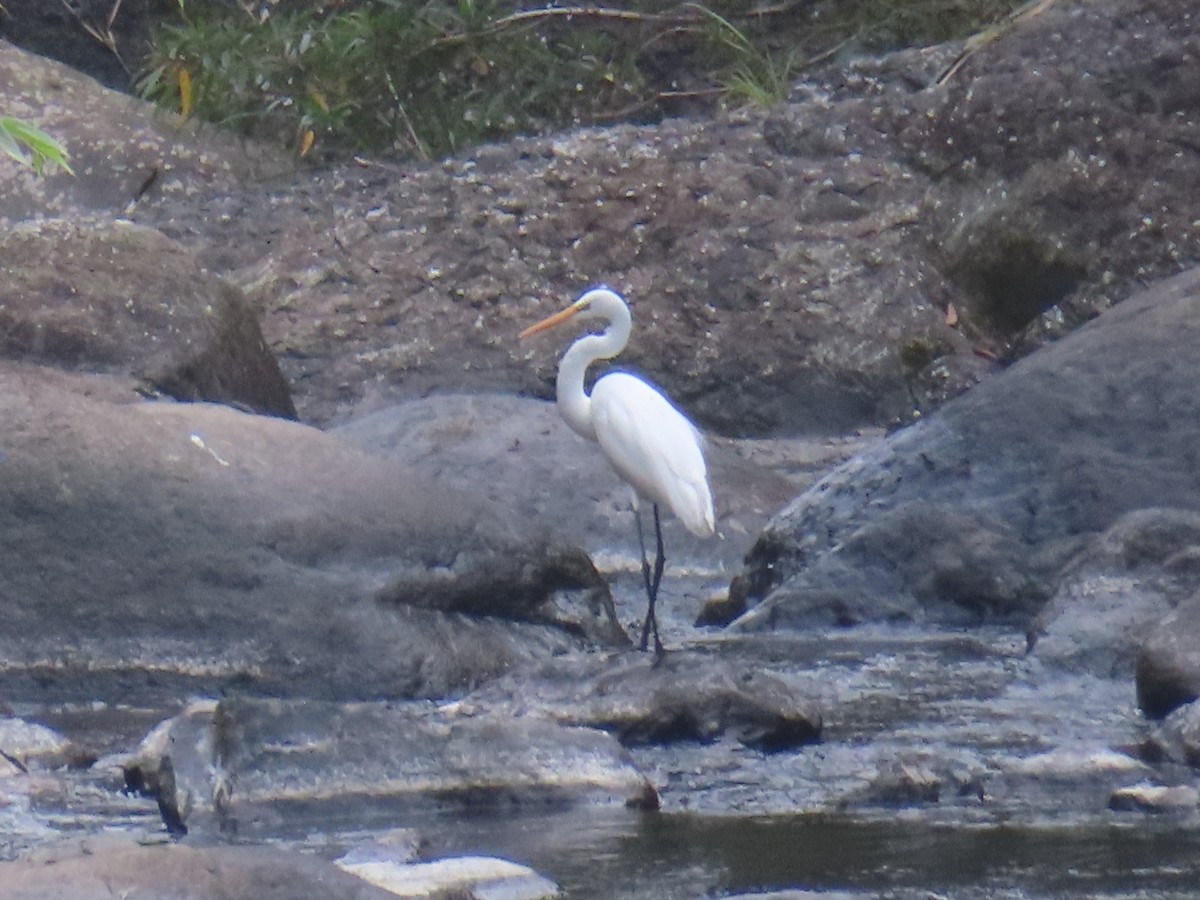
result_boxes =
[520,287,715,653]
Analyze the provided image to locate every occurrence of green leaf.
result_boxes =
[0,117,75,176]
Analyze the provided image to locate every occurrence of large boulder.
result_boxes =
[332,393,807,572]
[735,267,1200,629]
[0,361,621,705]
[117,0,1199,432]
[5,2,1200,435]
[0,218,296,418]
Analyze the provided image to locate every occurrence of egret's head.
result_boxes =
[519,287,625,339]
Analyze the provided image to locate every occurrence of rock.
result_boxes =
[332,393,810,573]
[5,2,1200,436]
[0,218,297,418]
[1109,783,1200,814]
[103,0,1195,435]
[124,696,652,839]
[0,836,398,900]
[464,651,822,751]
[1003,747,1149,780]
[0,362,621,706]
[1029,509,1200,677]
[881,0,1200,346]
[337,855,560,900]
[0,718,79,770]
[1137,596,1200,718]
[993,746,1154,814]
[737,267,1200,630]
[856,758,942,807]
[0,41,288,224]
[1142,699,1200,765]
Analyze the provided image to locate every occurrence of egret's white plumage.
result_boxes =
[520,286,715,651]
[591,373,714,537]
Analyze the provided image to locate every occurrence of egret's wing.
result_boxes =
[591,373,715,537]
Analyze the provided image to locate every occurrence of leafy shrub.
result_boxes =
[138,0,1030,160]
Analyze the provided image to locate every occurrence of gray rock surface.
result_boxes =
[463,650,822,751]
[1030,509,1200,677]
[0,361,620,705]
[1145,699,1200,765]
[0,218,296,418]
[1137,592,1200,718]
[125,696,652,839]
[0,42,288,223]
[332,393,816,572]
[0,836,400,900]
[737,267,1200,629]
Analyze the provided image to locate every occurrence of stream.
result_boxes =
[6,611,1194,898]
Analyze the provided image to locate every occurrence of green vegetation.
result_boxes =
[0,117,73,175]
[811,0,1032,52]
[138,0,1029,161]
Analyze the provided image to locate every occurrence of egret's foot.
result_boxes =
[651,637,668,665]
[638,608,664,654]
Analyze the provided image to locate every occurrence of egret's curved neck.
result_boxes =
[557,297,631,441]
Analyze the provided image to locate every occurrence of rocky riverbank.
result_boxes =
[1,0,1200,896]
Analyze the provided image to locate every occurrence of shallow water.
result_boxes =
[407,807,1200,899]
[5,618,1194,899]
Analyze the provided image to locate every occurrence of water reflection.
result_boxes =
[416,807,1200,899]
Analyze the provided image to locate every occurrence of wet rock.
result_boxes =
[1143,700,1200,766]
[1109,783,1200,814]
[737,267,1200,630]
[991,746,1154,815]
[1030,509,1200,677]
[0,836,398,900]
[464,651,822,751]
[695,581,747,628]
[338,854,560,900]
[845,749,990,810]
[856,758,943,807]
[0,362,620,706]
[1136,593,1200,719]
[0,219,296,418]
[1004,747,1149,781]
[125,696,651,839]
[0,718,79,770]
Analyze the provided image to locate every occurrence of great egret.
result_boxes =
[520,287,715,653]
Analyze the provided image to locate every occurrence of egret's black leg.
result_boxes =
[650,505,666,655]
[636,504,667,655]
[634,505,655,651]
